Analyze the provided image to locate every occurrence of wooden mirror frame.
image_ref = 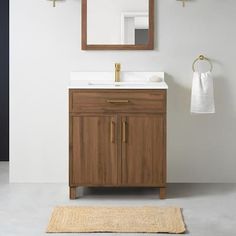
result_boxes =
[81,0,154,50]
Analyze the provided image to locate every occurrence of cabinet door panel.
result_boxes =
[121,115,165,186]
[71,115,118,185]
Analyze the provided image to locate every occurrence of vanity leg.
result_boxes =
[159,187,166,199]
[70,187,78,199]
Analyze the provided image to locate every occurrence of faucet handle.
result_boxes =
[115,63,121,71]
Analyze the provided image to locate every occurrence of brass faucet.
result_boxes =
[115,63,121,82]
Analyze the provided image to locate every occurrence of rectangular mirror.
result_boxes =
[82,0,154,50]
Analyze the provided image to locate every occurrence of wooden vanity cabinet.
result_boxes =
[69,89,166,199]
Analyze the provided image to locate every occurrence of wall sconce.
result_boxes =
[49,0,56,7]
[177,0,187,7]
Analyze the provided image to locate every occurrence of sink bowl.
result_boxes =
[88,82,150,87]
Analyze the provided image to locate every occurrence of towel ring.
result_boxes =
[192,55,213,72]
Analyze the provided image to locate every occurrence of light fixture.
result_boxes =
[49,0,56,7]
[177,0,187,7]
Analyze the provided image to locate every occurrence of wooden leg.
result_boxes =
[159,187,166,199]
[70,187,78,199]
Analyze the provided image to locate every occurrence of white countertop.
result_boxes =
[69,81,168,89]
[69,72,168,90]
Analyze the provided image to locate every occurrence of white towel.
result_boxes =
[191,72,215,114]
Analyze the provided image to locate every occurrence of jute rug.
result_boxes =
[47,206,186,234]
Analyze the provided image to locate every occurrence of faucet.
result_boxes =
[115,63,121,82]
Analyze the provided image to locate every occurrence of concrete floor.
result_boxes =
[0,162,236,236]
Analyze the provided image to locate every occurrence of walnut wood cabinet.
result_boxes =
[69,89,167,199]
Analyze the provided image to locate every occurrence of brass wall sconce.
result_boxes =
[49,0,56,7]
[177,0,187,7]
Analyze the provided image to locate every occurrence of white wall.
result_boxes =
[10,0,236,183]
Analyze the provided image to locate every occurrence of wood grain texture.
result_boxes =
[71,115,118,186]
[70,187,78,200]
[81,0,87,50]
[69,89,167,198]
[70,89,166,114]
[121,114,165,186]
[148,0,155,49]
[81,0,154,50]
[159,187,166,199]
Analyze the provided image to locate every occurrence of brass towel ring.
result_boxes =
[192,55,213,72]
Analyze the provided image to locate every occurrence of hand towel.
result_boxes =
[191,71,215,114]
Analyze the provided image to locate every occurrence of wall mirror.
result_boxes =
[82,0,154,50]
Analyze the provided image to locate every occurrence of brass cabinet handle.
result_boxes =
[110,121,115,143]
[107,100,129,103]
[122,121,127,143]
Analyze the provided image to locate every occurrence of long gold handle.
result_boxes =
[107,100,129,103]
[110,121,115,143]
[122,121,126,143]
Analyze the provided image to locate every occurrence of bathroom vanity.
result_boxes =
[69,72,168,199]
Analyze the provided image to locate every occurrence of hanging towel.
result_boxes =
[191,71,215,114]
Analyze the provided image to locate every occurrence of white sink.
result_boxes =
[88,82,153,87]
[69,72,168,90]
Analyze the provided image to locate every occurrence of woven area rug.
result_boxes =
[47,206,186,234]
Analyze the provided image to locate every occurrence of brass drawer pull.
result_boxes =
[110,121,115,143]
[122,121,127,143]
[107,99,129,103]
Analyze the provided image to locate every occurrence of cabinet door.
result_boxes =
[121,114,165,186]
[70,115,118,185]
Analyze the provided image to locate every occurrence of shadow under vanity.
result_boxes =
[69,72,168,199]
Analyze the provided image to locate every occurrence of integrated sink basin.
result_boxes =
[69,72,168,89]
[87,82,163,88]
[88,82,147,86]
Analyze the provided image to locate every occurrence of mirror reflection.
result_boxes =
[87,0,149,45]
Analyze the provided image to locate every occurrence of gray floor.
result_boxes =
[0,162,236,236]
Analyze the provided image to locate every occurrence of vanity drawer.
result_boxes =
[70,90,166,113]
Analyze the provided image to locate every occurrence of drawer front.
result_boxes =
[70,89,166,113]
